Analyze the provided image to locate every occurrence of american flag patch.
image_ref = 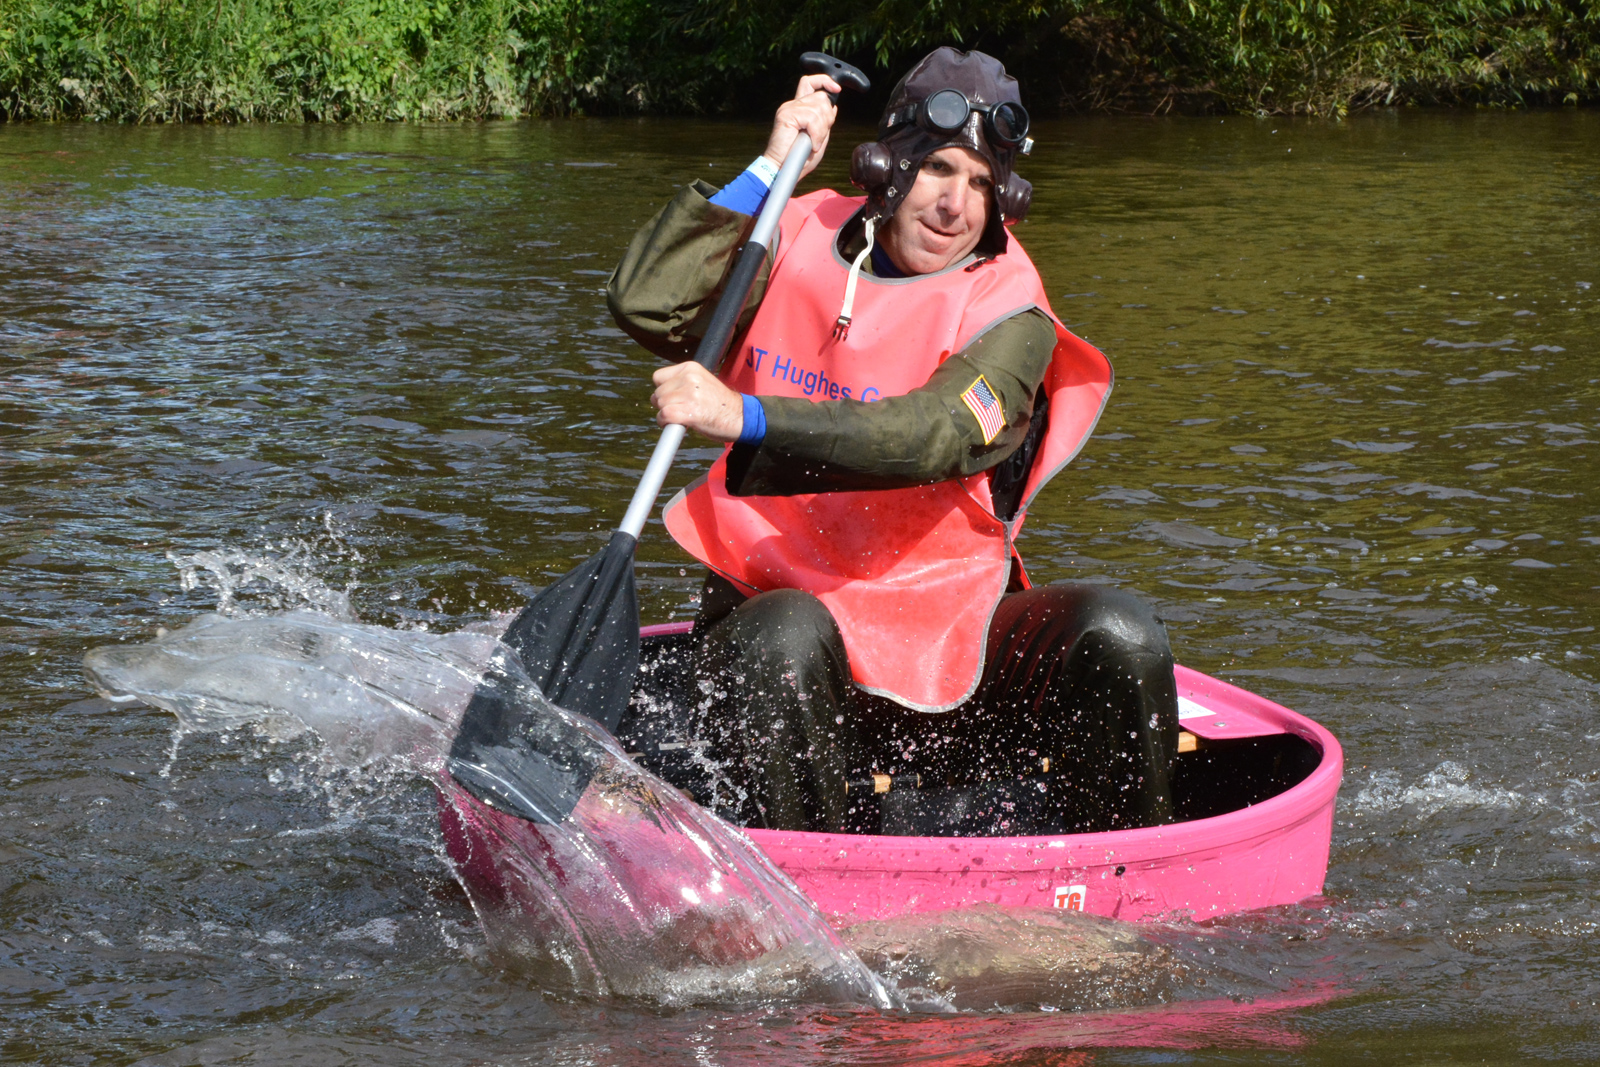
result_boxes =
[960,375,1006,445]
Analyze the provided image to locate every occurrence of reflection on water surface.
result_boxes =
[2,111,1598,1063]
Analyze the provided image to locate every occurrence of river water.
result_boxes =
[2,111,1597,1063]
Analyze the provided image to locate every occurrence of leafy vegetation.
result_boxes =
[758,0,1600,116]
[2,0,1597,121]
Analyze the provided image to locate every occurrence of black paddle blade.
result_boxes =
[445,649,614,823]
[495,529,641,730]
[448,530,641,823]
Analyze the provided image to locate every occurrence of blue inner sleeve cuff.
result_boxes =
[708,169,771,216]
[736,393,767,447]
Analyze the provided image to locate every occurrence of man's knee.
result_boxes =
[716,588,843,664]
[699,590,852,691]
[998,584,1170,661]
[692,589,855,831]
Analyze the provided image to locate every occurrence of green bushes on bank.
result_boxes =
[0,0,687,120]
[1079,0,1600,114]
[2,0,1598,121]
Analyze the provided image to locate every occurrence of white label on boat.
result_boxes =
[1053,884,1087,911]
[1177,696,1214,720]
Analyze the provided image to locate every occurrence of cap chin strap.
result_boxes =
[833,215,877,341]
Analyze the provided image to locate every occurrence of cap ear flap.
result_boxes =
[996,173,1032,224]
[850,142,893,192]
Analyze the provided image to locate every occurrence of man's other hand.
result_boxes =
[651,362,745,442]
[762,74,840,178]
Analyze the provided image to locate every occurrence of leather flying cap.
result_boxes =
[851,47,1031,256]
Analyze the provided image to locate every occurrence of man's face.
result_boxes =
[879,146,993,275]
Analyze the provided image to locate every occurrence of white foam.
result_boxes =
[84,611,492,769]
[331,918,399,946]
[1352,761,1536,818]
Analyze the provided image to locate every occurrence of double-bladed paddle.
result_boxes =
[447,52,871,824]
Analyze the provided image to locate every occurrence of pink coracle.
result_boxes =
[737,663,1342,925]
[451,621,1343,928]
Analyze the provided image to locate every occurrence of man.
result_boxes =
[608,48,1179,837]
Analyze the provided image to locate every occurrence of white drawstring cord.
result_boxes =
[833,216,876,341]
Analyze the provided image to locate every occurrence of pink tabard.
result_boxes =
[663,190,1112,711]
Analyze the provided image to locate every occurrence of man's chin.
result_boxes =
[918,228,981,264]
[903,239,964,272]
[915,246,960,271]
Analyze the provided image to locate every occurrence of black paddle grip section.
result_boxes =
[801,51,871,104]
[684,51,868,377]
[494,529,640,732]
[688,240,769,374]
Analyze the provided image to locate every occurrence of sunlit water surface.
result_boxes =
[2,111,1598,1064]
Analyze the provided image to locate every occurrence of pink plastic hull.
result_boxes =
[739,664,1342,925]
[453,622,1343,928]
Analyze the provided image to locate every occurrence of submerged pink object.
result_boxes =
[637,622,1343,926]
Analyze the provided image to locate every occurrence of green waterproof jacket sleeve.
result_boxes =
[606,180,771,363]
[725,308,1057,496]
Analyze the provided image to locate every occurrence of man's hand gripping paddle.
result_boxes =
[447,53,871,824]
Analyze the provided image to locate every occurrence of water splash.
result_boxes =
[82,608,894,1009]
[1351,761,1539,819]
[85,611,484,765]
[167,512,362,619]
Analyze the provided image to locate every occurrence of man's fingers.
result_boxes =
[648,362,742,441]
[794,74,842,100]
[779,95,836,176]
[762,75,841,177]
[650,362,710,416]
[650,365,690,409]
[781,96,833,135]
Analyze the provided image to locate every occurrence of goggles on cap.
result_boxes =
[890,89,1032,152]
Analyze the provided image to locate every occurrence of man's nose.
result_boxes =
[940,176,968,217]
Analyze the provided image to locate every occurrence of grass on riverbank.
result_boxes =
[2,0,1598,121]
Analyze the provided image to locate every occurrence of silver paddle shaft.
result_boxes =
[617,134,814,540]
